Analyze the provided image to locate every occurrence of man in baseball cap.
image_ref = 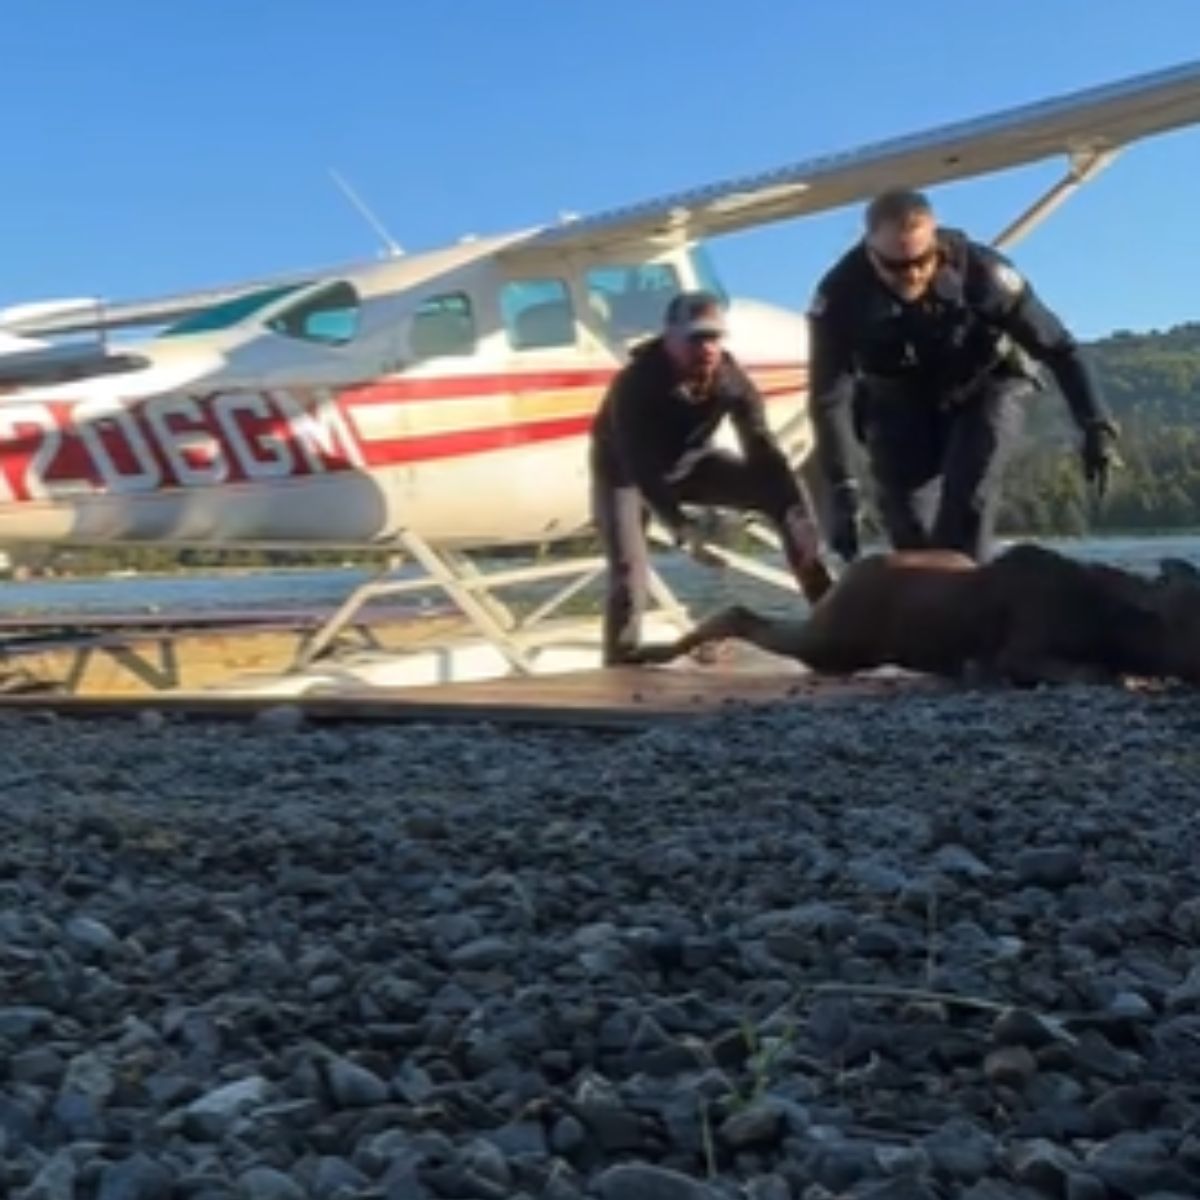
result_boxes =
[664,289,728,338]
[589,290,830,665]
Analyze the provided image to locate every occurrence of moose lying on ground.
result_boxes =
[631,542,1200,687]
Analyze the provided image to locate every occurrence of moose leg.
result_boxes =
[628,604,813,666]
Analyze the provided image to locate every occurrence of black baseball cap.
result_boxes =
[664,290,726,338]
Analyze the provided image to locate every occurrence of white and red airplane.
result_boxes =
[2,59,1199,688]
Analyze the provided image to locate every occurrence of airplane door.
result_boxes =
[362,285,492,539]
[481,260,609,541]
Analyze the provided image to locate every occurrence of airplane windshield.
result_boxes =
[585,262,681,341]
[266,281,360,346]
[158,284,304,338]
[688,244,729,307]
[584,249,729,342]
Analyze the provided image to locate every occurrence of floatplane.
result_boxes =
[1,60,1199,696]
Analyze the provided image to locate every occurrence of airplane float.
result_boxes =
[1,59,1199,691]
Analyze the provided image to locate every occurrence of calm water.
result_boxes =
[0,533,1196,621]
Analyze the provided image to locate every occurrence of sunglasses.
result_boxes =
[869,245,940,274]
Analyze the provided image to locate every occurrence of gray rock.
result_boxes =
[960,1183,1031,1200]
[1108,989,1156,1020]
[592,1162,716,1200]
[1084,1132,1192,1195]
[236,1166,306,1200]
[462,1138,512,1189]
[1072,1028,1139,1080]
[851,1180,940,1200]
[846,859,911,895]
[1006,1138,1079,1193]
[990,1007,1065,1050]
[61,1051,116,1103]
[853,922,906,958]
[9,1046,65,1086]
[64,914,121,957]
[931,843,993,879]
[1087,1083,1169,1135]
[312,1156,370,1198]
[323,1056,389,1108]
[807,1140,881,1192]
[1015,846,1083,888]
[51,1091,105,1141]
[744,1176,791,1200]
[0,1006,52,1040]
[483,1120,548,1158]
[189,1076,270,1119]
[21,1152,76,1200]
[920,1117,997,1181]
[719,1098,785,1149]
[183,1075,270,1140]
[1166,964,1200,1011]
[95,1154,174,1200]
[550,1114,586,1156]
[448,936,517,970]
[984,1044,1038,1089]
[1065,1173,1108,1200]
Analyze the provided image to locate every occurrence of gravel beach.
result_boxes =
[3,684,1200,1199]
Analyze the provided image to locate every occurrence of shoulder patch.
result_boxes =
[992,262,1025,299]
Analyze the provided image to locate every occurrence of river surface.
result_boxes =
[0,532,1196,620]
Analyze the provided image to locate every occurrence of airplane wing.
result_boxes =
[6,59,1199,340]
[524,58,1200,253]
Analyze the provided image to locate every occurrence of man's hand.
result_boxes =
[1081,420,1120,499]
[829,480,861,564]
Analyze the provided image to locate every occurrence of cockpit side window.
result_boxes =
[409,292,477,360]
[585,262,682,341]
[266,281,360,346]
[500,278,576,351]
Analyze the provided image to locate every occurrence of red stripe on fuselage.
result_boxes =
[352,383,804,468]
[358,415,594,467]
[337,362,806,405]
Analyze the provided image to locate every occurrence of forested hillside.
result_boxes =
[997,322,1200,536]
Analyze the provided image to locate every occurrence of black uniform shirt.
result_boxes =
[590,336,786,531]
[807,228,1112,486]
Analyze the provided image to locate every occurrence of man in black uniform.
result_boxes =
[808,187,1120,564]
[590,290,829,665]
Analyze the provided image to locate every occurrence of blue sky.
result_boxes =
[2,1,1198,340]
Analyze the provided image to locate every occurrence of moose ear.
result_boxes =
[1158,558,1200,585]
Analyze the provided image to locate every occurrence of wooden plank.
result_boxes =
[0,666,947,730]
[0,612,474,697]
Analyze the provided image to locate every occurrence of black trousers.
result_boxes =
[593,450,803,665]
[861,374,1030,562]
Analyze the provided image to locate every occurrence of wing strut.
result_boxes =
[992,149,1119,250]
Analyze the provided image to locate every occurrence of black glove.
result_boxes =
[828,480,861,564]
[1081,420,1119,499]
